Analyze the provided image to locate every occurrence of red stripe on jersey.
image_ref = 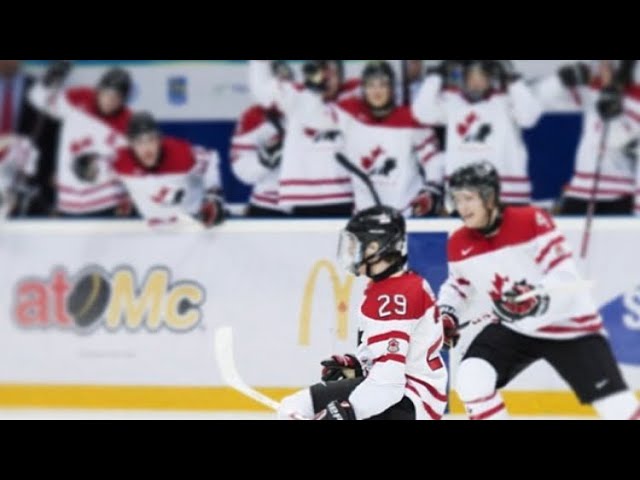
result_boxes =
[456,277,471,286]
[420,151,438,165]
[569,88,582,106]
[59,193,128,209]
[280,177,351,186]
[571,314,599,324]
[406,375,448,402]
[57,179,122,196]
[544,253,573,274]
[368,331,411,346]
[535,235,565,264]
[465,391,498,405]
[499,176,529,183]
[538,323,603,334]
[470,402,506,420]
[252,194,279,205]
[427,336,443,362]
[574,171,634,184]
[566,186,632,196]
[413,135,436,152]
[231,144,258,151]
[405,384,442,420]
[630,406,640,420]
[278,193,353,202]
[451,284,467,299]
[624,108,640,124]
[373,354,406,365]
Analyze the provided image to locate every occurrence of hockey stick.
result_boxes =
[580,119,610,259]
[458,280,595,331]
[214,326,308,419]
[335,152,382,207]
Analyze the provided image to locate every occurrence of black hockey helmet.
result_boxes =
[127,111,160,140]
[362,60,397,118]
[271,60,295,82]
[338,205,407,281]
[97,67,132,100]
[448,160,500,205]
[302,60,344,92]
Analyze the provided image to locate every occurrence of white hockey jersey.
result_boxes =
[249,60,360,208]
[113,137,221,227]
[536,75,640,202]
[230,105,288,212]
[412,75,543,204]
[438,206,602,341]
[0,134,39,217]
[28,83,130,214]
[327,98,444,214]
[349,271,448,420]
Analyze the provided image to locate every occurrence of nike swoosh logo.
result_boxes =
[595,379,609,390]
[462,247,474,256]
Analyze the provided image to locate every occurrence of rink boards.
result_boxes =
[0,218,638,415]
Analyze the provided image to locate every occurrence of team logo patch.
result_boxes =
[387,338,400,353]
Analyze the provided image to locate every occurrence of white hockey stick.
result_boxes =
[512,280,594,303]
[214,326,308,419]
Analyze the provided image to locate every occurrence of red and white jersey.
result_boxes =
[438,206,602,341]
[230,105,288,212]
[249,60,360,208]
[536,75,640,202]
[349,271,448,421]
[29,83,131,214]
[0,134,39,217]
[412,75,543,204]
[113,137,221,227]
[328,98,444,214]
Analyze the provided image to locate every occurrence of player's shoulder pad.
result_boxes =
[336,97,364,117]
[340,78,362,94]
[447,225,477,262]
[112,147,138,175]
[235,105,267,136]
[506,205,556,235]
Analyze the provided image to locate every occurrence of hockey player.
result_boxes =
[248,60,360,217]
[535,60,640,215]
[438,161,640,420]
[412,60,543,206]
[112,112,225,228]
[0,134,39,218]
[28,61,133,217]
[278,206,448,420]
[231,61,292,217]
[327,60,444,216]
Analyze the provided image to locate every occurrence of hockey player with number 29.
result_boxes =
[438,161,640,420]
[277,206,448,420]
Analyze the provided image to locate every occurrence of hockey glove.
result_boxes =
[495,60,522,86]
[492,280,550,323]
[257,136,283,170]
[596,86,623,120]
[314,400,356,420]
[439,305,460,350]
[410,189,434,217]
[320,354,363,382]
[43,60,73,88]
[197,191,226,228]
[558,63,590,88]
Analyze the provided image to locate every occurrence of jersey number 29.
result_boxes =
[377,295,407,318]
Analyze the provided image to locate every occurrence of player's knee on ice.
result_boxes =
[277,389,315,420]
[456,358,498,402]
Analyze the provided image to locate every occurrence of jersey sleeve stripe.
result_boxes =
[535,235,565,264]
[373,354,406,365]
[451,284,468,300]
[571,314,599,324]
[427,335,443,360]
[367,331,411,346]
[464,391,498,405]
[624,108,640,124]
[543,253,573,274]
[456,277,471,286]
[405,384,442,420]
[406,374,448,402]
[413,134,436,152]
[420,151,438,165]
[230,144,258,151]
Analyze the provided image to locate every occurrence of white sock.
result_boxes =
[592,390,640,420]
[457,358,510,420]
